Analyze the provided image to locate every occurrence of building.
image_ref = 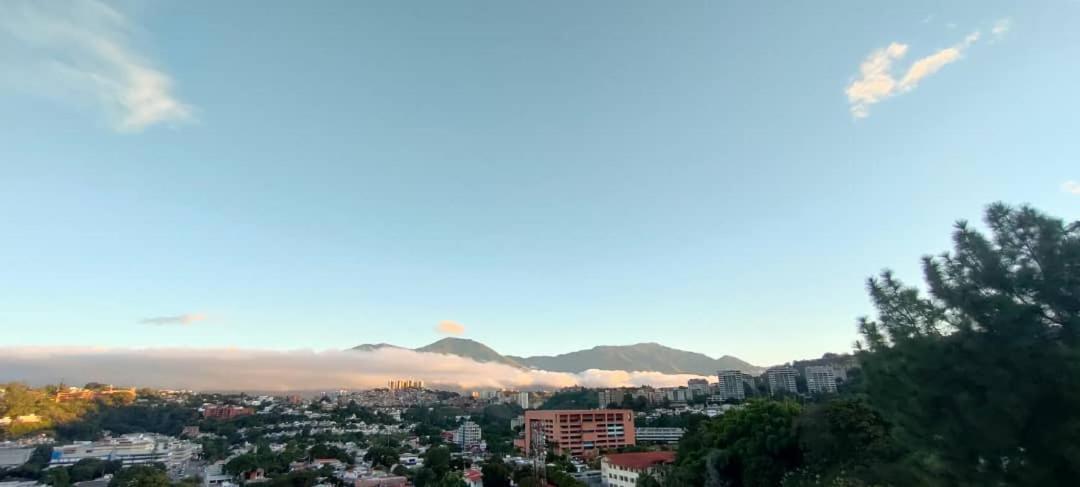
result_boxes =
[634,427,684,444]
[600,452,676,487]
[661,387,689,402]
[55,386,136,403]
[452,420,483,448]
[202,405,254,420]
[805,366,838,394]
[49,434,197,472]
[687,379,709,398]
[765,366,798,396]
[523,409,635,458]
[0,447,33,468]
[387,380,423,391]
[597,389,617,408]
[716,370,747,401]
[518,391,530,410]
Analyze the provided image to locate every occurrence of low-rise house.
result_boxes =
[600,452,676,487]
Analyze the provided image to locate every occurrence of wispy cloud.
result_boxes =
[0,347,708,391]
[139,313,207,326]
[0,0,193,132]
[992,18,1012,39]
[1062,181,1080,195]
[846,30,983,119]
[436,320,466,336]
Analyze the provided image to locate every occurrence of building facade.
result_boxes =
[805,366,838,394]
[523,409,635,457]
[452,420,483,448]
[600,452,676,487]
[687,379,709,398]
[518,391,530,410]
[765,366,798,396]
[634,427,684,443]
[716,370,747,401]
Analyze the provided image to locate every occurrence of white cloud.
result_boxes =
[0,347,708,391]
[436,320,466,336]
[846,31,982,118]
[139,313,208,326]
[0,0,193,132]
[1062,180,1080,195]
[992,18,1012,38]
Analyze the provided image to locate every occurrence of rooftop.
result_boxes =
[603,452,677,470]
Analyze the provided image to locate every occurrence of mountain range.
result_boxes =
[350,338,762,375]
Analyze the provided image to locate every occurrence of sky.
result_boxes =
[1,0,1078,370]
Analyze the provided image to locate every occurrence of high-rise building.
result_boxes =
[524,409,635,457]
[716,370,747,401]
[598,389,617,408]
[687,379,709,398]
[765,366,798,396]
[805,366,838,394]
[453,420,483,448]
[387,380,423,390]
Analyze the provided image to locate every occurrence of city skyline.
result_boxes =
[2,1,1079,367]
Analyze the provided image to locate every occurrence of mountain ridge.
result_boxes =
[350,338,761,375]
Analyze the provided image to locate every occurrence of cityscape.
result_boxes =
[2,1,1079,486]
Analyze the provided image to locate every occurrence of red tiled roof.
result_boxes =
[604,452,676,470]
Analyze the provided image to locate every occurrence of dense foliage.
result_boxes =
[653,203,1080,486]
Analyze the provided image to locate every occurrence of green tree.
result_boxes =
[363,445,399,469]
[44,467,70,487]
[481,458,512,487]
[108,466,170,487]
[673,400,802,487]
[422,446,451,478]
[857,203,1080,485]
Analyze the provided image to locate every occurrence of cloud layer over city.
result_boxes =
[0,347,707,392]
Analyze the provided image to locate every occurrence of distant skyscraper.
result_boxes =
[805,366,838,394]
[716,370,746,401]
[765,366,798,396]
[518,391,530,409]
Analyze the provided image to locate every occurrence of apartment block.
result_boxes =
[524,409,635,457]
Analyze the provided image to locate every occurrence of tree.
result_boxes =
[481,458,512,487]
[857,203,1080,485]
[792,398,912,486]
[672,400,802,486]
[422,446,451,478]
[108,466,170,487]
[44,467,70,487]
[363,445,399,470]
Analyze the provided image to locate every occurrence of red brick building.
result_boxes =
[523,409,635,457]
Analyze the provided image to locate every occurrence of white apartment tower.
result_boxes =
[805,366,838,394]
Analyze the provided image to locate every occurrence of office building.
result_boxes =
[524,409,635,457]
[765,366,798,396]
[518,391,530,410]
[716,370,747,401]
[805,366,838,394]
[600,452,675,487]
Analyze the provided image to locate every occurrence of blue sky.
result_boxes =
[1,0,1078,366]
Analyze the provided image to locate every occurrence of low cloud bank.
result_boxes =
[0,347,705,392]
